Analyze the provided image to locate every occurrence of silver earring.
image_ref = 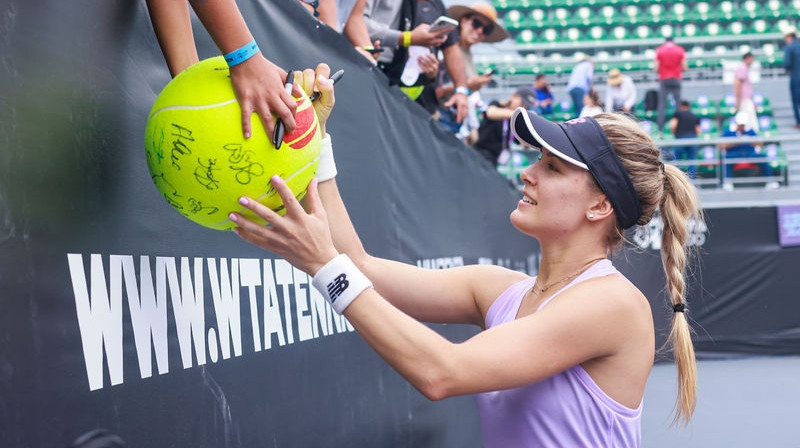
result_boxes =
[588,213,595,219]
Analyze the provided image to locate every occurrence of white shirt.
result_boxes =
[604,75,638,111]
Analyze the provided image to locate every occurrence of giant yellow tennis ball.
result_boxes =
[144,56,321,231]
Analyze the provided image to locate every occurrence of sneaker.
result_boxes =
[722,182,734,191]
[765,181,780,190]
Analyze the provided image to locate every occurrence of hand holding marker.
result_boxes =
[273,69,343,148]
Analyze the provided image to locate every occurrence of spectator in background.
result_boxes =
[472,87,536,165]
[364,0,469,126]
[668,100,701,179]
[145,0,298,139]
[565,56,594,118]
[604,68,637,113]
[428,1,509,136]
[720,111,778,190]
[654,36,687,132]
[579,89,603,117]
[733,52,760,132]
[532,74,554,115]
[783,28,800,129]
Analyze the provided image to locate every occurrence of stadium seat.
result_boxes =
[517,29,536,44]
[719,94,737,118]
[692,2,712,21]
[564,27,583,42]
[716,1,735,20]
[646,4,664,23]
[759,115,779,136]
[680,23,699,38]
[753,93,773,116]
[529,8,546,27]
[541,28,560,43]
[705,22,722,37]
[634,25,653,39]
[587,25,606,41]
[668,3,688,22]
[751,19,768,34]
[728,21,746,36]
[692,95,718,119]
[610,25,629,40]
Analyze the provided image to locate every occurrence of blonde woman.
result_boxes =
[230,65,702,447]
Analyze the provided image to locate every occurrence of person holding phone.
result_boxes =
[425,2,509,139]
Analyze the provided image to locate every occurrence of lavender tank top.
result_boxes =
[475,260,642,448]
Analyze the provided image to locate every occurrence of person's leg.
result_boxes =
[657,81,667,130]
[686,144,698,179]
[790,78,800,126]
[569,87,584,118]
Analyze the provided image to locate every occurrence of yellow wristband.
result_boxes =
[403,31,412,47]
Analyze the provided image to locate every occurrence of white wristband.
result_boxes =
[312,254,372,314]
[316,133,337,182]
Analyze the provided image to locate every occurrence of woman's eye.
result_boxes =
[548,163,557,171]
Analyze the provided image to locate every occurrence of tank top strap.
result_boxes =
[536,259,617,312]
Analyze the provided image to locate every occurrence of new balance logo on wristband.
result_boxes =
[327,274,350,303]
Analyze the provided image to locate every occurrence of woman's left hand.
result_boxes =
[293,64,335,135]
[229,176,339,275]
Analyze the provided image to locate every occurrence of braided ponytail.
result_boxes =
[594,113,704,425]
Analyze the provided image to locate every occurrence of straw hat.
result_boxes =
[446,2,510,43]
[607,68,624,86]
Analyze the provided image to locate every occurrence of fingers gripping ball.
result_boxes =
[144,56,321,230]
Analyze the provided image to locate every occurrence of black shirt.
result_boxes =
[473,101,506,163]
[673,109,700,137]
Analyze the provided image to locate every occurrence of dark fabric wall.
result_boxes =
[1,1,799,447]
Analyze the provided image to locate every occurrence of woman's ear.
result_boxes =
[587,195,614,222]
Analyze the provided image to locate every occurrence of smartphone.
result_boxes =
[429,16,459,32]
[484,68,497,76]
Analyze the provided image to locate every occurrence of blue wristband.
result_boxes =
[454,86,471,96]
[224,39,260,67]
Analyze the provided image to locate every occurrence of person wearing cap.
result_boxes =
[654,36,687,132]
[783,28,800,129]
[471,87,536,164]
[720,111,778,190]
[231,65,703,447]
[604,68,638,113]
[423,1,509,137]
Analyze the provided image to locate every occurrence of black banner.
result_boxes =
[1,1,799,447]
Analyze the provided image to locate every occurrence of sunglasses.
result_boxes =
[468,16,495,36]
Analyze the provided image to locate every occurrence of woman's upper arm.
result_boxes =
[440,277,649,396]
[361,258,527,327]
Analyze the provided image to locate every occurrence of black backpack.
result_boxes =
[644,89,658,111]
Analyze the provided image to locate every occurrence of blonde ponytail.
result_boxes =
[593,113,704,425]
[660,163,702,425]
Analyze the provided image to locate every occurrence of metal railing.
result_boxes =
[498,133,800,189]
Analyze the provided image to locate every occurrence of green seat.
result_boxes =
[586,25,606,41]
[718,94,737,118]
[529,8,547,27]
[667,3,689,22]
[563,27,583,42]
[758,115,779,136]
[540,27,560,43]
[728,21,746,36]
[633,24,653,39]
[646,3,665,23]
[716,1,735,19]
[503,9,526,30]
[609,25,629,40]
[751,19,769,34]
[516,29,537,44]
[753,93,773,116]
[691,95,718,119]
[680,23,699,38]
[704,22,722,37]
[691,2,712,21]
